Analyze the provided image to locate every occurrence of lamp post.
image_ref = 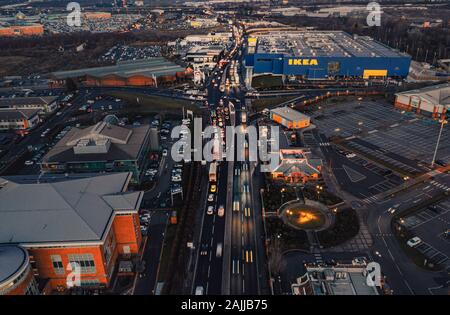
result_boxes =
[431,118,448,167]
[316,185,323,200]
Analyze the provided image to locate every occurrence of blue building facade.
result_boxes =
[245,53,411,79]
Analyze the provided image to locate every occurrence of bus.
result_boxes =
[209,161,217,182]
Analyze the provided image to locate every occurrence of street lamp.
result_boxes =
[431,118,448,167]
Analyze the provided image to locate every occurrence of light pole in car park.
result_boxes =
[431,118,448,167]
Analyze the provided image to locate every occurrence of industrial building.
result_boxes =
[0,96,58,114]
[394,83,450,119]
[244,31,411,86]
[0,173,143,293]
[40,121,151,183]
[270,107,310,129]
[50,58,191,88]
[0,108,40,133]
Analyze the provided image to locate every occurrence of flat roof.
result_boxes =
[396,83,450,106]
[270,106,310,122]
[42,122,150,163]
[51,57,185,80]
[0,172,142,244]
[0,245,28,285]
[254,31,406,58]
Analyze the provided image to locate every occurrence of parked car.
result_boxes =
[407,237,422,248]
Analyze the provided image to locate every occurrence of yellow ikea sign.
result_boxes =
[288,58,319,66]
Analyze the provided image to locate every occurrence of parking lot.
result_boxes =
[312,100,450,175]
[402,199,450,266]
[99,45,162,63]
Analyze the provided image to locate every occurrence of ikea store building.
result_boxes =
[244,31,411,86]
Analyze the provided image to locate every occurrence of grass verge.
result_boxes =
[106,91,200,115]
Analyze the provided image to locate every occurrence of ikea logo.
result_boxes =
[288,58,318,66]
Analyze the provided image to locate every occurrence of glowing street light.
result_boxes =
[431,118,448,167]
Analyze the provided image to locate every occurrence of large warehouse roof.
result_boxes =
[254,31,406,58]
[395,83,450,106]
[51,57,186,79]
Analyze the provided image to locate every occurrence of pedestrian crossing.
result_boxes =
[430,180,450,192]
[362,195,380,205]
[319,142,331,147]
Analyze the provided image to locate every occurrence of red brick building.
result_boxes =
[0,172,143,294]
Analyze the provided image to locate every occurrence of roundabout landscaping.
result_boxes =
[279,199,332,232]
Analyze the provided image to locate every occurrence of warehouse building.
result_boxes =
[244,31,411,87]
[270,107,310,129]
[0,173,143,293]
[50,58,191,88]
[394,83,450,119]
[40,121,151,183]
[0,96,58,114]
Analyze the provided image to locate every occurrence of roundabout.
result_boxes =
[279,199,332,231]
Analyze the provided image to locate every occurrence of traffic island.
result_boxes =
[279,199,330,231]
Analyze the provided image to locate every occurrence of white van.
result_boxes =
[216,243,223,258]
